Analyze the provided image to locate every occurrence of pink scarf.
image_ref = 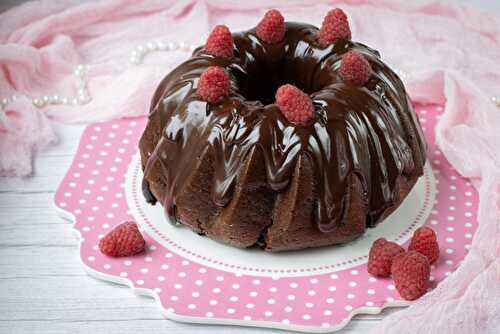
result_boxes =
[1,1,499,333]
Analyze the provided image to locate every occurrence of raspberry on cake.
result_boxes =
[275,84,314,124]
[318,8,351,46]
[205,25,233,58]
[340,51,372,85]
[256,9,285,44]
[139,8,427,251]
[197,66,230,103]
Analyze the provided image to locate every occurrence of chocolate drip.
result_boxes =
[141,23,426,233]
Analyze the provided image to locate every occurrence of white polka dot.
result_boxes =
[268,299,276,305]
[344,305,353,311]
[290,282,298,288]
[188,304,196,310]
[195,280,203,286]
[124,260,132,266]
[229,296,238,302]
[323,309,332,316]
[232,283,240,289]
[178,272,186,278]
[252,279,260,285]
[446,237,454,243]
[161,264,169,270]
[181,260,190,266]
[209,300,217,305]
[347,293,355,299]
[368,289,375,295]
[465,233,472,239]
[216,276,224,281]
[246,303,255,309]
[199,268,207,274]
[447,227,455,232]
[446,260,453,265]
[120,272,128,277]
[174,284,182,289]
[170,296,179,301]
[157,276,165,281]
[349,281,357,287]
[88,256,95,262]
[145,256,153,262]
[330,274,339,280]
[303,314,311,320]
[446,248,454,254]
[140,268,149,273]
[212,288,221,293]
[326,298,334,304]
[205,312,213,317]
[250,291,258,297]
[307,290,316,296]
[103,264,111,270]
[284,306,293,312]
[369,277,377,283]
[282,319,290,325]
[310,278,319,284]
[136,280,144,285]
[287,295,295,301]
[386,297,395,302]
[350,270,359,275]
[243,316,251,321]
[305,302,313,308]
[328,286,336,292]
[264,311,272,317]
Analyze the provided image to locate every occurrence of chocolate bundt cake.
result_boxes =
[139,9,426,251]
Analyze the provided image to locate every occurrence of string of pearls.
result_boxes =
[0,64,91,110]
[129,40,198,65]
[1,43,499,110]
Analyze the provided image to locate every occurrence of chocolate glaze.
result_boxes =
[141,22,426,233]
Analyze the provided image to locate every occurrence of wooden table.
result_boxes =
[1,1,498,333]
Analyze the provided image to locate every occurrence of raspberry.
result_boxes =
[205,25,233,58]
[99,222,145,257]
[275,84,314,124]
[339,51,372,85]
[318,8,351,46]
[256,9,285,44]
[197,66,230,103]
[391,251,430,301]
[409,227,440,264]
[367,238,405,277]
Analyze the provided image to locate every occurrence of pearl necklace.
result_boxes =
[1,42,499,110]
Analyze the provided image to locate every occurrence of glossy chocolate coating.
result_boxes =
[141,22,426,233]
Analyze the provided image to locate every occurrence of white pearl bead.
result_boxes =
[146,42,156,51]
[157,41,166,50]
[78,94,90,104]
[32,98,44,107]
[167,42,177,51]
[61,97,69,105]
[130,56,140,64]
[71,98,79,105]
[492,96,500,107]
[75,78,86,90]
[189,44,197,51]
[1,97,8,105]
[11,95,18,101]
[42,95,51,103]
[179,41,188,51]
[136,44,145,52]
[76,64,85,72]
[131,50,138,57]
[74,68,82,77]
[52,95,60,103]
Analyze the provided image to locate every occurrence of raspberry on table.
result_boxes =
[256,9,285,44]
[197,66,230,103]
[339,51,372,85]
[318,8,351,46]
[409,226,440,264]
[99,222,145,257]
[205,25,233,58]
[275,84,314,124]
[391,251,430,301]
[367,238,405,277]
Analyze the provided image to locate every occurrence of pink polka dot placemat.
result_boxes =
[54,104,478,333]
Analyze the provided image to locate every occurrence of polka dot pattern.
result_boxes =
[55,105,478,332]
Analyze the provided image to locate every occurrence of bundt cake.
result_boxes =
[138,9,427,251]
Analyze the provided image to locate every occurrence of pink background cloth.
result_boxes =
[1,0,499,333]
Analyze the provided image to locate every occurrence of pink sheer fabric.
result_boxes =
[1,1,499,333]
